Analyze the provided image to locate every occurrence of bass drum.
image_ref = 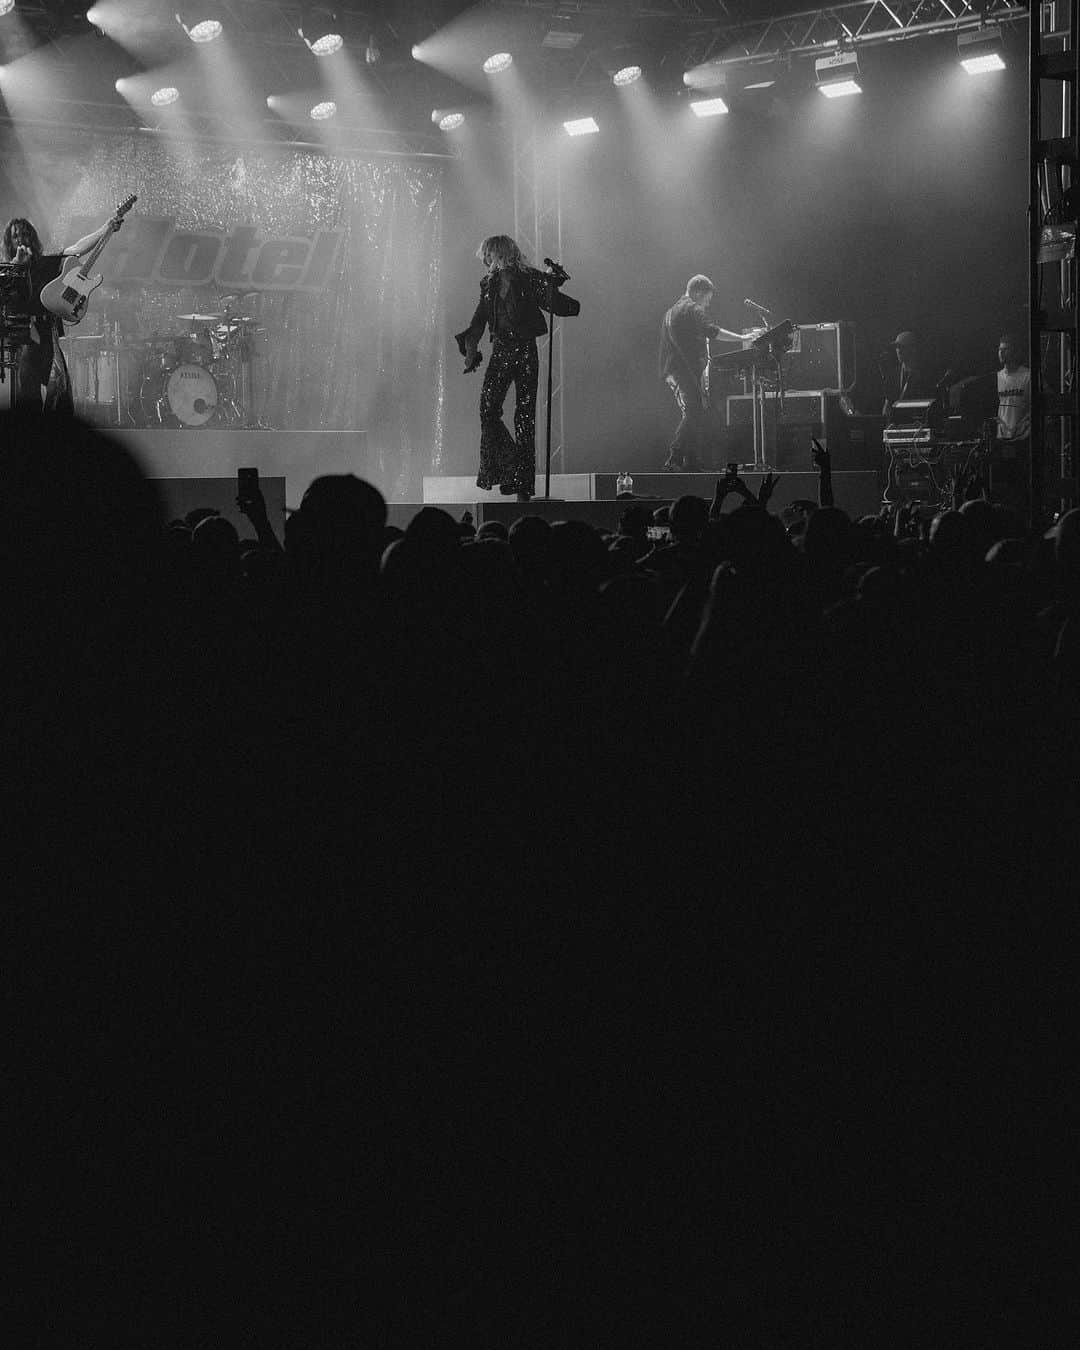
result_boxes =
[166,363,218,425]
[142,362,219,427]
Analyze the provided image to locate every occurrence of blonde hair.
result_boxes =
[477,234,528,273]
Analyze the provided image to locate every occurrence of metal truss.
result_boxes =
[513,122,566,475]
[498,0,1029,69]
[686,0,1030,68]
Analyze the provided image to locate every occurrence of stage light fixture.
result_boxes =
[432,108,465,131]
[742,59,782,91]
[310,100,336,120]
[365,33,380,64]
[482,52,512,74]
[563,116,599,136]
[151,86,180,106]
[0,0,16,15]
[958,27,1005,73]
[175,11,223,44]
[815,51,861,98]
[690,96,728,117]
[613,65,642,87]
[299,28,343,55]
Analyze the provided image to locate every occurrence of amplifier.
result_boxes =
[783,322,855,391]
[725,391,883,471]
[727,390,828,428]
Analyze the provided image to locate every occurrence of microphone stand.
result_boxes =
[541,260,569,500]
[544,272,556,500]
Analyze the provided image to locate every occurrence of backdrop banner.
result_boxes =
[3,129,445,497]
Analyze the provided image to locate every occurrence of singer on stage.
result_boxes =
[455,234,580,501]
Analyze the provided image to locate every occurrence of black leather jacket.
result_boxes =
[455,266,580,356]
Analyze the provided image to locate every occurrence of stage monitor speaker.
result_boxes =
[784,322,855,391]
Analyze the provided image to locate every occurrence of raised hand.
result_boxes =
[757,471,778,506]
[811,438,831,471]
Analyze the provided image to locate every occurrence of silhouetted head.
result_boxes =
[548,519,609,591]
[287,473,387,590]
[958,496,1005,560]
[928,509,965,560]
[617,504,650,542]
[191,513,240,582]
[1051,507,1080,595]
[477,519,509,542]
[405,505,461,553]
[802,506,853,573]
[669,495,709,546]
[0,412,163,607]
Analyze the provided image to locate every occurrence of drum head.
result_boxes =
[166,363,218,426]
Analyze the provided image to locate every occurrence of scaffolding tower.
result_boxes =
[1032,0,1080,523]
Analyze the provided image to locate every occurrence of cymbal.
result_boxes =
[176,312,222,322]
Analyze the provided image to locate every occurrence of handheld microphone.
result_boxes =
[543,257,570,279]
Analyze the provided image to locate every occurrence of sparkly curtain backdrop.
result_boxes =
[49,134,444,495]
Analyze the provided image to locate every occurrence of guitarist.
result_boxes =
[658,274,738,472]
[1,212,122,412]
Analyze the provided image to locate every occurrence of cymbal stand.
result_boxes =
[238,321,269,428]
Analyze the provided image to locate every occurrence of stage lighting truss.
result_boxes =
[175,11,223,44]
[432,109,465,131]
[309,99,336,120]
[482,52,513,75]
[815,50,861,97]
[612,65,642,87]
[563,116,599,136]
[151,86,180,106]
[958,27,1005,74]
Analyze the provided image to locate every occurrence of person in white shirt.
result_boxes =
[996,333,1031,442]
[992,333,1031,522]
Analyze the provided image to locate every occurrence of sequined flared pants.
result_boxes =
[477,337,538,493]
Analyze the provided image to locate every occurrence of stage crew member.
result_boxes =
[992,332,1032,521]
[455,234,580,502]
[1,212,123,412]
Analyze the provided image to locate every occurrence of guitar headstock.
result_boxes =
[114,194,137,218]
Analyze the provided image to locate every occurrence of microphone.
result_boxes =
[543,257,570,279]
[744,297,771,314]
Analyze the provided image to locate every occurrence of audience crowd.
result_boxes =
[5,413,1075,1344]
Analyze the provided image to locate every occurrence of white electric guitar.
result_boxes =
[40,193,137,325]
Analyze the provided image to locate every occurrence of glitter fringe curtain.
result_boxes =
[12,131,445,495]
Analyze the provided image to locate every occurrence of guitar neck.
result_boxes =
[77,231,111,276]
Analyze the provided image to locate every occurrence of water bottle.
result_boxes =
[616,470,633,497]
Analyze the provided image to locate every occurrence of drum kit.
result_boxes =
[65,291,267,428]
